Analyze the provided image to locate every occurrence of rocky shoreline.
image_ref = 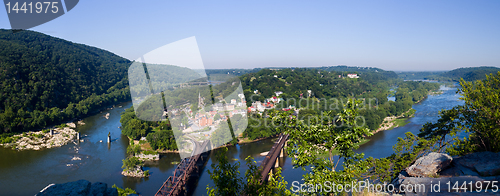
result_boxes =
[135,153,160,161]
[0,126,78,150]
[122,165,149,178]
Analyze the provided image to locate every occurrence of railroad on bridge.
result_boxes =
[155,140,211,196]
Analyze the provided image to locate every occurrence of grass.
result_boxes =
[317,138,370,158]
[391,118,410,129]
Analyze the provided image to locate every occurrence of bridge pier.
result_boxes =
[268,169,273,181]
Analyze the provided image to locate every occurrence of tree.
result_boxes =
[112,184,137,196]
[207,147,290,196]
[271,99,372,194]
[419,72,500,155]
[121,157,141,171]
[207,147,242,196]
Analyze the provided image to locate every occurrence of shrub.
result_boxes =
[56,123,69,128]
[0,137,13,144]
[122,157,141,171]
[112,184,137,196]
[144,170,150,177]
[143,150,157,155]
[126,144,141,156]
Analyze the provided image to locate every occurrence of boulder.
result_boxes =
[455,151,500,176]
[398,175,500,195]
[406,152,452,177]
[67,122,77,128]
[36,179,118,196]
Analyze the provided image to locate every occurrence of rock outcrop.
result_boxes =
[1,127,77,150]
[441,151,500,177]
[122,165,148,177]
[36,179,118,196]
[406,152,452,177]
[393,151,500,195]
[135,153,160,161]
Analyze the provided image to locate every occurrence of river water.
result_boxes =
[0,85,463,196]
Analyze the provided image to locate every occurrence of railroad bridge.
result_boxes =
[259,133,289,182]
[155,140,211,196]
[155,133,289,196]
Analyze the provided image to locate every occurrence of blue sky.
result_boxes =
[1,0,500,71]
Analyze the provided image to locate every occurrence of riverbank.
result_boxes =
[0,125,77,150]
[373,108,415,134]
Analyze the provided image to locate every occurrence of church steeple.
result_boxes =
[198,92,205,110]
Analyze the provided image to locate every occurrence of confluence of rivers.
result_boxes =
[0,85,463,196]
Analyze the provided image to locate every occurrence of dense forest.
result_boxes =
[120,107,178,151]
[398,66,500,81]
[240,68,398,104]
[241,68,440,140]
[0,29,131,134]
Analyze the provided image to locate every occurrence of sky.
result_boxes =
[1,0,500,71]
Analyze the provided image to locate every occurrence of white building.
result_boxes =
[347,74,359,78]
[274,91,283,97]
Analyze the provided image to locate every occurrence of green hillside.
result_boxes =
[438,66,500,81]
[0,29,131,133]
[398,66,500,81]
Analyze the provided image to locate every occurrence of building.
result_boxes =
[347,74,359,78]
[213,103,225,111]
[225,104,235,111]
[274,91,283,97]
[248,106,256,112]
[198,115,213,127]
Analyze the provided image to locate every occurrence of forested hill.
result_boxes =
[438,66,500,81]
[206,65,398,78]
[240,67,398,103]
[398,66,500,81]
[0,29,131,133]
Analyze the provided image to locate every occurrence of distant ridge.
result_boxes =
[206,65,398,78]
[439,66,500,81]
[398,66,500,81]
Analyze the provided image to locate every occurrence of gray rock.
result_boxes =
[455,151,500,176]
[400,175,500,195]
[37,179,118,196]
[106,187,118,196]
[406,152,452,177]
[90,182,107,195]
[440,163,479,176]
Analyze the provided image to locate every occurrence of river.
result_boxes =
[0,85,463,196]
